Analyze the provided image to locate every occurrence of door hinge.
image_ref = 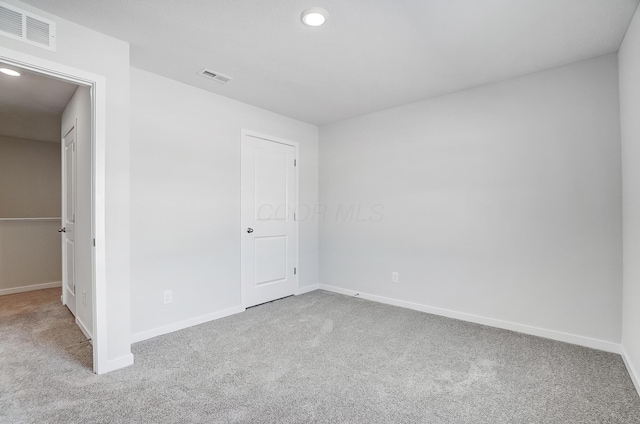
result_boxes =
[294,213,296,220]
[93,238,96,247]
[294,267,297,275]
[294,159,297,166]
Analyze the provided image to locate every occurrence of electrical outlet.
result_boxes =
[392,272,399,283]
[163,290,173,304]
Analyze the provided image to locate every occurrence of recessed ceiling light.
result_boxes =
[301,7,328,27]
[0,68,21,77]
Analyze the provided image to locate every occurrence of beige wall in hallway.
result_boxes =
[0,135,62,293]
[0,135,61,218]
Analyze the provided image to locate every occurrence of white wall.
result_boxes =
[61,86,92,337]
[620,4,640,392]
[0,135,61,294]
[319,54,622,347]
[130,68,318,339]
[0,0,132,371]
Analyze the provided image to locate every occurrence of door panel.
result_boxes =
[255,150,288,221]
[65,238,75,293]
[65,140,74,222]
[62,125,76,316]
[241,133,297,307]
[254,236,288,285]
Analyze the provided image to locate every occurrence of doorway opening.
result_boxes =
[241,130,300,308]
[0,61,93,370]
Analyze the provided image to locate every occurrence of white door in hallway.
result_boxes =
[241,132,298,307]
[61,125,76,316]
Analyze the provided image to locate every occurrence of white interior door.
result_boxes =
[241,133,298,307]
[61,125,76,316]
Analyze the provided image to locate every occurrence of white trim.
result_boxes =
[90,66,109,375]
[319,284,621,354]
[0,46,109,375]
[295,284,319,295]
[100,354,135,374]
[131,306,246,343]
[622,346,640,396]
[0,281,61,296]
[76,316,92,341]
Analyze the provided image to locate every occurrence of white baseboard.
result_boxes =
[0,281,62,296]
[621,346,640,396]
[96,353,134,375]
[76,316,92,342]
[131,305,246,343]
[296,284,319,295]
[319,284,621,354]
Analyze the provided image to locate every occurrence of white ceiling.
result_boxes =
[19,0,640,125]
[0,64,78,142]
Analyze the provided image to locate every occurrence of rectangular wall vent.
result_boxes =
[0,2,55,51]
[198,68,233,84]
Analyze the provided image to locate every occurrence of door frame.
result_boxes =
[240,129,300,308]
[0,47,107,374]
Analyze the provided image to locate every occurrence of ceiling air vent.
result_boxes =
[0,2,56,51]
[198,68,233,84]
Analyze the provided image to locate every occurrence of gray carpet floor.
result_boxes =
[1,288,639,423]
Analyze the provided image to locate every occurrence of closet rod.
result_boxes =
[0,217,61,222]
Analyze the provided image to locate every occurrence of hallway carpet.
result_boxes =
[1,288,639,423]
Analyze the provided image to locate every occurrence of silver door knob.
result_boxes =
[58,227,66,233]
[247,228,254,233]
